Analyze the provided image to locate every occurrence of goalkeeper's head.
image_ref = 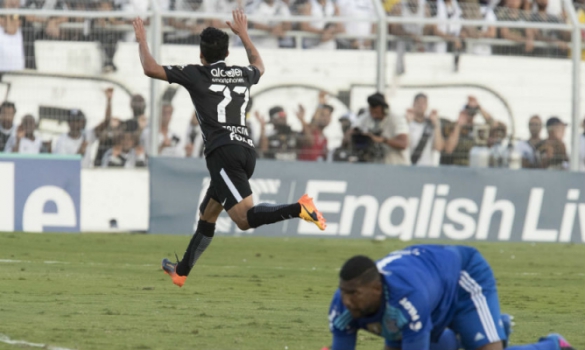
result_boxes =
[200,27,229,65]
[338,256,383,319]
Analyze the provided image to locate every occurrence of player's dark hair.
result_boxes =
[340,255,379,284]
[0,101,16,114]
[414,93,427,102]
[200,27,229,64]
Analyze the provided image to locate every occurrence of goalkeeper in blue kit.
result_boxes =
[327,245,576,350]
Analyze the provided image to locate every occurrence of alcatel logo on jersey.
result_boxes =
[211,68,242,78]
[399,297,422,331]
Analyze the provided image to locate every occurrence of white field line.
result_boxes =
[0,333,75,350]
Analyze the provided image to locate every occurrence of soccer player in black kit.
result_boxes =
[133,10,326,287]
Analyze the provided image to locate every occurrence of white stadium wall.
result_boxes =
[80,169,149,232]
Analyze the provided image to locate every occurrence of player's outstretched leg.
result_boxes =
[162,192,222,288]
[245,194,326,231]
[506,334,575,350]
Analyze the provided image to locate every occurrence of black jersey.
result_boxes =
[163,61,260,156]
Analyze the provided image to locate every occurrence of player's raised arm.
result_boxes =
[133,17,167,81]
[226,9,265,77]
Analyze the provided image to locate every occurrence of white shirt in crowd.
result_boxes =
[54,130,96,168]
[469,6,497,56]
[3,133,43,154]
[304,0,336,50]
[140,128,185,157]
[247,0,291,49]
[514,139,539,167]
[354,112,411,165]
[400,0,426,37]
[0,124,15,145]
[0,26,25,71]
[337,0,374,44]
[433,0,462,53]
[409,120,440,166]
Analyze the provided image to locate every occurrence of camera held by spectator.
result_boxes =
[350,92,410,165]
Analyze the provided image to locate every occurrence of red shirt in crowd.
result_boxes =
[298,128,328,161]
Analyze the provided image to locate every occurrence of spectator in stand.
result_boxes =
[0,101,16,152]
[460,2,497,56]
[54,109,85,155]
[431,0,463,53]
[531,0,569,57]
[537,116,569,170]
[52,109,95,168]
[93,0,124,73]
[332,111,358,162]
[94,88,123,167]
[336,0,376,50]
[246,0,292,49]
[298,91,332,161]
[408,93,444,166]
[165,0,208,45]
[443,96,497,166]
[256,106,301,161]
[299,0,343,50]
[495,0,534,55]
[102,130,145,168]
[388,0,431,52]
[515,115,543,168]
[352,92,410,165]
[123,93,148,142]
[4,114,42,154]
[140,104,184,157]
[203,0,241,30]
[487,122,509,167]
[0,0,25,71]
[185,111,204,158]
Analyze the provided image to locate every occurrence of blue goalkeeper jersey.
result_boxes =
[328,245,473,350]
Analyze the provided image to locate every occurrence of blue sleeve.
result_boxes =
[395,294,433,350]
[329,290,358,350]
[332,333,357,350]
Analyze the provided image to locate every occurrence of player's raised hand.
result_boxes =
[133,17,147,43]
[226,9,248,37]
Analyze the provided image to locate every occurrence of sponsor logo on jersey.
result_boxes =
[223,125,249,136]
[399,297,422,332]
[211,68,243,78]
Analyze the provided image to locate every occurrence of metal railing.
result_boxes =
[0,0,582,170]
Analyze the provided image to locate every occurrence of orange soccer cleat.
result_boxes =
[161,258,187,288]
[298,194,327,231]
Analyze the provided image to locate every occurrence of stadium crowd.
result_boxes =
[0,0,584,171]
[1,88,584,171]
[0,0,584,72]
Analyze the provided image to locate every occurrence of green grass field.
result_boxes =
[0,232,583,350]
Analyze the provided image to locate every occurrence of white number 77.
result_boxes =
[209,84,249,125]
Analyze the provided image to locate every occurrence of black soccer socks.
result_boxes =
[246,203,301,229]
[176,220,216,276]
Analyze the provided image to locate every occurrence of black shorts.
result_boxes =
[203,144,256,211]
